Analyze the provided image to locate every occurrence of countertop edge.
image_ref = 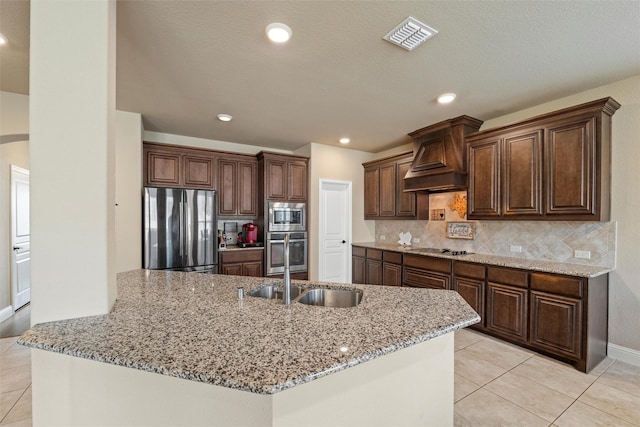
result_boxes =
[353,242,612,278]
[18,315,479,395]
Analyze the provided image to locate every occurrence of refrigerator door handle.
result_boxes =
[179,199,184,257]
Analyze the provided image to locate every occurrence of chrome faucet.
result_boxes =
[284,233,292,305]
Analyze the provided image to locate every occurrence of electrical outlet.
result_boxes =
[575,250,591,259]
[510,245,522,253]
[380,235,386,240]
[413,238,421,244]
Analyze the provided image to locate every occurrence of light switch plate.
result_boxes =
[510,245,522,253]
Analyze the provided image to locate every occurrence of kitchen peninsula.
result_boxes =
[19,270,479,426]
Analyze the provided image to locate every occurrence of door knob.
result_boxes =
[341,240,346,244]
[13,246,21,251]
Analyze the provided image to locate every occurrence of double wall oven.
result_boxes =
[266,202,307,275]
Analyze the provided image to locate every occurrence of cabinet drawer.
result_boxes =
[487,267,528,288]
[454,261,486,280]
[352,246,366,257]
[220,250,263,264]
[366,248,383,260]
[403,254,451,274]
[403,267,451,290]
[531,273,583,298]
[383,250,402,264]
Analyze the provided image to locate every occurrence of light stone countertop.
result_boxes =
[18,269,479,395]
[353,242,612,278]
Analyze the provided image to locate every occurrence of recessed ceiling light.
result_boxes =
[0,34,7,45]
[266,23,292,43]
[437,93,457,104]
[339,137,350,144]
[217,114,233,122]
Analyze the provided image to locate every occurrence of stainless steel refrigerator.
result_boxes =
[144,187,218,273]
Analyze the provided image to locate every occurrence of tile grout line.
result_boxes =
[0,386,29,425]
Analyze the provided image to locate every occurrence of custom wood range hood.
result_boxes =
[404,115,483,192]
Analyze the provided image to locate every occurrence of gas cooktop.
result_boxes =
[408,247,472,256]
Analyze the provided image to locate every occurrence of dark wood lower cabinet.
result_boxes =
[351,246,608,373]
[383,263,402,286]
[486,282,528,343]
[530,291,582,360]
[219,250,263,277]
[454,277,485,328]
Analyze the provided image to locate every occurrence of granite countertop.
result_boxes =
[18,270,479,395]
[353,242,612,278]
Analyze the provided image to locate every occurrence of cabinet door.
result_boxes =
[238,161,257,216]
[265,159,287,200]
[454,277,485,328]
[218,159,237,216]
[503,131,543,217]
[396,159,416,218]
[364,167,380,218]
[243,262,263,277]
[486,282,528,343]
[221,263,243,276]
[366,259,383,285]
[184,155,214,189]
[379,164,396,217]
[545,116,597,217]
[146,150,182,186]
[530,291,582,360]
[468,138,501,218]
[352,256,366,284]
[287,161,308,201]
[383,263,402,286]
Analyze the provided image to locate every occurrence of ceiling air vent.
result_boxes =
[383,17,437,51]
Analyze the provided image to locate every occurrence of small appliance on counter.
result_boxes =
[237,223,263,248]
[242,223,258,243]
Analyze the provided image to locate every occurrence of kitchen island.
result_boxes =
[19,270,479,426]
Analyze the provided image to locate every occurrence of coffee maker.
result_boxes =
[241,223,258,244]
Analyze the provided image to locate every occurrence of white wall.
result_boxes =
[0,91,29,137]
[30,0,117,324]
[0,91,29,318]
[304,143,375,280]
[480,75,640,357]
[115,111,143,273]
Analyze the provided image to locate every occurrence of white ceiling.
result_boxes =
[2,0,639,153]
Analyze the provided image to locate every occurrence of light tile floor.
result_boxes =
[454,329,640,427]
[0,329,638,426]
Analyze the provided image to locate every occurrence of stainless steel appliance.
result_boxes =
[144,187,218,273]
[266,231,307,275]
[268,202,306,232]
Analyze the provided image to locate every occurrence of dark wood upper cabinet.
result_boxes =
[144,143,215,189]
[545,116,596,217]
[218,155,258,218]
[467,138,501,218]
[258,152,309,202]
[363,152,427,220]
[466,97,620,221]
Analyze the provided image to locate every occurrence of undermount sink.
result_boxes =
[296,288,363,308]
[247,283,303,300]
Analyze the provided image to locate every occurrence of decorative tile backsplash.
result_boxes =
[375,191,616,268]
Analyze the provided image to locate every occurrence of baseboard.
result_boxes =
[608,343,640,367]
[0,305,14,323]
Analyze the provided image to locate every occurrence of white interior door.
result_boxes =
[318,179,351,283]
[11,165,30,310]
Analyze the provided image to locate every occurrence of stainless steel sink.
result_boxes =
[247,283,303,300]
[296,288,363,308]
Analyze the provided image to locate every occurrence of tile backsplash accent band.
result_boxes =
[375,192,616,268]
